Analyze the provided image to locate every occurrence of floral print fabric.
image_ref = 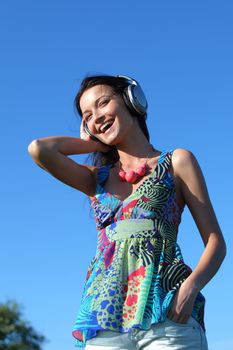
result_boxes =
[72,149,205,348]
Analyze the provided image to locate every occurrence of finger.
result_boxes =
[173,313,190,324]
[80,118,86,132]
[177,314,188,324]
[80,117,87,131]
[167,310,173,319]
[167,310,177,322]
[80,119,90,141]
[167,309,183,323]
[180,314,190,324]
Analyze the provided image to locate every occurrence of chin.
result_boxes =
[100,131,119,146]
[103,139,117,147]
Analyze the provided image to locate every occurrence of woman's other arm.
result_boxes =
[168,148,226,323]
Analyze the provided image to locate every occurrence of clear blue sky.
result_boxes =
[1,1,233,349]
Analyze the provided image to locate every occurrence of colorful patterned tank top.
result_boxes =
[72,149,206,348]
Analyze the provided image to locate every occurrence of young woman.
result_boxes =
[28,75,226,350]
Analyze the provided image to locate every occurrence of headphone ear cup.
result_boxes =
[126,83,148,116]
[117,75,148,116]
[122,88,136,115]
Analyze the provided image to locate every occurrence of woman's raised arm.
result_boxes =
[27,136,109,196]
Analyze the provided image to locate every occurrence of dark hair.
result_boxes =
[74,75,150,167]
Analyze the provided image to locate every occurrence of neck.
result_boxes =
[115,135,156,170]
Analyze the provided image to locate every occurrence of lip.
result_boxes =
[99,119,115,134]
[103,119,115,135]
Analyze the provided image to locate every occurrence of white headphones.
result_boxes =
[117,75,148,116]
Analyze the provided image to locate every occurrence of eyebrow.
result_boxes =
[82,94,113,116]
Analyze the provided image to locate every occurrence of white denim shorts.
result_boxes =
[85,317,208,350]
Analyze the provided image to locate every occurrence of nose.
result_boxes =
[92,111,105,125]
[86,111,105,134]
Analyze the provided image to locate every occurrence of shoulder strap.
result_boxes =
[156,149,174,179]
[97,149,175,185]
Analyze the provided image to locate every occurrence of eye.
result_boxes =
[99,98,109,107]
[84,114,92,122]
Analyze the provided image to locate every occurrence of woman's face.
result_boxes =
[79,84,136,145]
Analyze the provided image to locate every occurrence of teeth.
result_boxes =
[101,121,113,133]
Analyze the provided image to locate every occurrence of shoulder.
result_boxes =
[170,148,201,178]
[171,147,196,164]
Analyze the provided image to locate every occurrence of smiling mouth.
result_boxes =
[100,120,114,134]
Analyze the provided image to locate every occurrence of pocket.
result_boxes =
[166,318,191,328]
[166,316,200,328]
[164,316,203,348]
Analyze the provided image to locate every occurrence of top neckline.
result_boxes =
[93,150,166,204]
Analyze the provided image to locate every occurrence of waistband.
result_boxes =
[102,218,163,241]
